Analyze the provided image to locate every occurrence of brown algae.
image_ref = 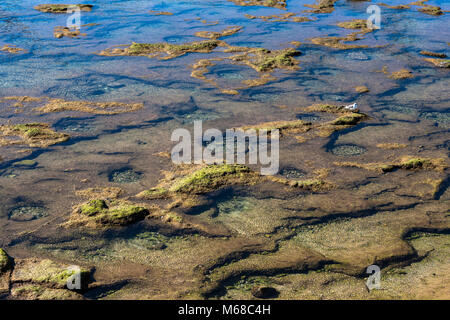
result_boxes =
[34,4,93,13]
[0,123,69,148]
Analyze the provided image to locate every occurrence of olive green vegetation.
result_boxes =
[170,164,253,194]
[79,199,108,216]
[126,40,220,58]
[12,259,91,290]
[34,4,93,13]
[255,48,301,72]
[335,157,447,173]
[337,19,368,29]
[13,159,37,167]
[0,249,12,273]
[136,187,169,199]
[77,200,149,225]
[331,113,366,125]
[306,104,347,113]
[242,120,311,132]
[0,123,69,148]
[400,158,432,169]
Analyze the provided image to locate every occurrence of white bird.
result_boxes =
[344,102,358,111]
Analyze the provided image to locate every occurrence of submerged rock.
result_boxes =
[12,258,91,290]
[228,0,287,10]
[251,286,279,299]
[8,206,48,222]
[0,45,25,54]
[0,249,12,273]
[34,4,93,13]
[330,144,367,156]
[66,199,149,228]
[0,123,69,148]
[109,169,142,183]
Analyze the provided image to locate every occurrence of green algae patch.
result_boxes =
[34,4,93,13]
[11,258,91,290]
[13,159,37,167]
[194,26,243,40]
[79,199,108,216]
[0,249,12,273]
[67,199,150,228]
[0,123,69,148]
[100,40,223,60]
[337,19,368,30]
[136,187,169,200]
[239,120,312,135]
[245,13,315,23]
[11,284,85,300]
[305,104,348,113]
[34,98,144,115]
[228,0,287,10]
[334,156,447,173]
[331,113,366,126]
[169,164,256,194]
[252,48,301,72]
[304,0,339,14]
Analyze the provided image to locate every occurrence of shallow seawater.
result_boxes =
[0,0,449,300]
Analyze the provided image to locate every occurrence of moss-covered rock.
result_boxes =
[423,58,450,68]
[100,40,222,60]
[11,284,85,300]
[136,187,169,199]
[0,249,12,273]
[0,123,69,148]
[170,164,256,194]
[11,258,91,290]
[331,113,366,126]
[228,0,287,10]
[337,19,368,30]
[67,199,150,228]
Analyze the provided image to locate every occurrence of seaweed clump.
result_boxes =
[304,0,339,14]
[99,40,222,60]
[11,258,91,290]
[54,26,86,39]
[423,58,450,68]
[194,27,243,40]
[0,45,25,54]
[420,51,447,58]
[0,123,69,148]
[334,156,447,173]
[0,249,12,273]
[228,0,287,10]
[377,66,414,80]
[66,199,149,228]
[245,13,315,23]
[34,4,93,13]
[169,164,256,194]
